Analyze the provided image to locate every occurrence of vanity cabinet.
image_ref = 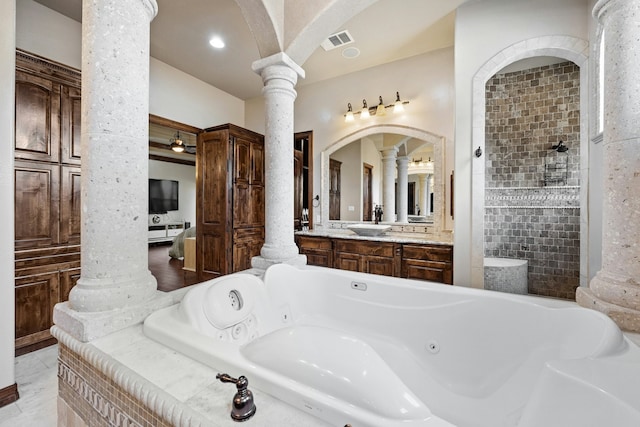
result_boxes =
[401,244,453,284]
[14,50,82,354]
[297,236,332,267]
[196,124,265,280]
[296,235,453,284]
[333,239,400,277]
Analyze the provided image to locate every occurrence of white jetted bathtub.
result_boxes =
[144,264,640,427]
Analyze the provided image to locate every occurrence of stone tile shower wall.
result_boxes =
[485,62,580,299]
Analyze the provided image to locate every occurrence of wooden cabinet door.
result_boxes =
[15,271,59,349]
[14,161,60,249]
[296,236,332,267]
[233,228,263,272]
[61,85,82,165]
[401,244,453,284]
[250,141,264,186]
[334,252,361,272]
[15,71,61,163]
[234,138,251,185]
[363,255,394,277]
[60,166,81,245]
[60,267,81,302]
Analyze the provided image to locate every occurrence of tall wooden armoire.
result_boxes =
[196,124,265,280]
[14,50,82,355]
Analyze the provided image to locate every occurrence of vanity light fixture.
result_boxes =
[170,131,186,153]
[343,92,409,122]
[376,96,386,116]
[393,91,405,113]
[360,99,370,119]
[345,103,354,122]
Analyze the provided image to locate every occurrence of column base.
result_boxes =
[53,291,174,342]
[577,287,640,333]
[251,254,307,271]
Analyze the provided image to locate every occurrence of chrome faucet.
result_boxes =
[374,204,383,224]
[216,373,257,421]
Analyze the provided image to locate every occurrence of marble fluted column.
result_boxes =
[251,53,306,267]
[419,174,428,216]
[577,0,640,332]
[396,156,409,222]
[68,0,158,313]
[381,148,398,222]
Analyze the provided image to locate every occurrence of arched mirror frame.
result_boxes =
[320,124,449,236]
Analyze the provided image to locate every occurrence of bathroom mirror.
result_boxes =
[321,127,447,234]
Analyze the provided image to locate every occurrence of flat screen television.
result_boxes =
[149,179,179,214]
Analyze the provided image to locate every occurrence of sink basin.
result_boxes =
[346,224,391,237]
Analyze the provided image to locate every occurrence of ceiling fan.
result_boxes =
[169,131,196,154]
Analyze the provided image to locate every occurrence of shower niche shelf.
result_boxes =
[544,151,568,186]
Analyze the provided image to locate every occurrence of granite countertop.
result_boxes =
[295,228,453,246]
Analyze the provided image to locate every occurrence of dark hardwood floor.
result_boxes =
[148,243,200,292]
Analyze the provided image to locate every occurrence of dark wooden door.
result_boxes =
[329,158,341,220]
[408,182,416,215]
[197,129,232,279]
[60,166,81,245]
[294,149,303,229]
[363,163,373,221]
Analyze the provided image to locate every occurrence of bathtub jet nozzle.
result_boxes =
[217,373,257,422]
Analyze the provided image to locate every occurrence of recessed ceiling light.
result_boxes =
[209,36,225,49]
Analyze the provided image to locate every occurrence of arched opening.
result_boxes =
[470,36,589,295]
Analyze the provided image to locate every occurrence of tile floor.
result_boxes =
[0,345,58,427]
[2,330,640,426]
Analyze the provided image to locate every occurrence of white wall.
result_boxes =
[148,160,196,227]
[16,0,81,69]
[454,0,591,287]
[149,58,244,129]
[246,46,456,228]
[0,0,16,394]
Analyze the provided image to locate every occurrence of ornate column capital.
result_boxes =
[380,147,398,160]
[252,52,305,83]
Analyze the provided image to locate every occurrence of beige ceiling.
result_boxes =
[32,0,467,100]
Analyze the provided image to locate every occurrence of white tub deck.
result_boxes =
[144,264,640,427]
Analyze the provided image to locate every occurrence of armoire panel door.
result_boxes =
[250,141,264,185]
[15,272,59,345]
[61,85,82,165]
[14,70,61,163]
[60,165,81,245]
[14,161,60,249]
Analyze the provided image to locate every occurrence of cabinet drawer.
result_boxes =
[297,236,332,250]
[334,239,395,257]
[402,244,453,263]
[403,259,452,284]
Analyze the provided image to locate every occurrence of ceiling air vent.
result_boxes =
[321,30,354,51]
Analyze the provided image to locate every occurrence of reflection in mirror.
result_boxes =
[321,127,448,236]
[327,133,435,222]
